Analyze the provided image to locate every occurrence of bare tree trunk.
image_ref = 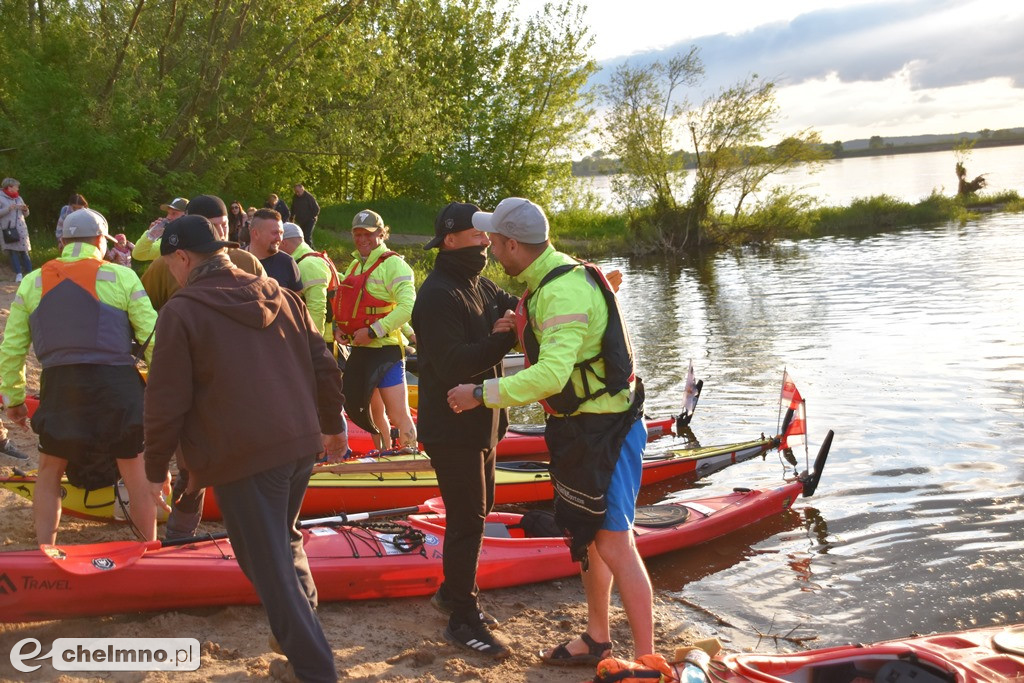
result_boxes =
[100,0,146,103]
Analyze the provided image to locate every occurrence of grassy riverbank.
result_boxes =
[16,190,1023,279]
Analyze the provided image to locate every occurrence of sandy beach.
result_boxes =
[0,275,704,682]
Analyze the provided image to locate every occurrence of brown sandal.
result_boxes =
[539,632,613,666]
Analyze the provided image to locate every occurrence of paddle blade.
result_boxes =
[41,539,161,575]
[801,430,833,498]
[422,496,446,513]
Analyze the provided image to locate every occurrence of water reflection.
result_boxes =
[600,213,1024,647]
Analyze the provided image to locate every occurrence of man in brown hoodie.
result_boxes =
[144,214,347,683]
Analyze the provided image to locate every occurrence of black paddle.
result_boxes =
[41,499,444,576]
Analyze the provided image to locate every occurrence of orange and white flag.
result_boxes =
[779,370,806,450]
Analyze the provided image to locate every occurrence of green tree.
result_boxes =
[599,48,824,251]
[868,135,885,149]
[600,46,703,211]
[0,0,596,229]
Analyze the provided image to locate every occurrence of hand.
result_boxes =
[151,472,173,514]
[321,432,350,463]
[5,404,29,428]
[148,217,167,238]
[19,204,29,213]
[492,309,516,334]
[447,383,481,413]
[606,269,623,293]
[351,327,373,346]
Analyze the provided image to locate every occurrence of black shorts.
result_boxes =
[33,364,145,462]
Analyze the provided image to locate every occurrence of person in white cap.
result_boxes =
[133,196,189,262]
[280,221,338,343]
[0,207,159,544]
[448,197,652,667]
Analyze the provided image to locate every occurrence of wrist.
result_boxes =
[366,327,378,339]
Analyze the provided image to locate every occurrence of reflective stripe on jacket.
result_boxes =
[292,241,334,341]
[0,242,156,407]
[338,243,414,347]
[482,245,632,416]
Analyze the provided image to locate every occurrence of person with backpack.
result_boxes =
[447,197,652,667]
[280,222,337,343]
[334,209,416,450]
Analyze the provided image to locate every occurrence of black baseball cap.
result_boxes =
[160,215,239,255]
[185,194,228,219]
[424,201,480,250]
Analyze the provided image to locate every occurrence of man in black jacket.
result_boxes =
[290,184,320,247]
[411,202,518,659]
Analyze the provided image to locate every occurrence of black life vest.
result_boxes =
[515,261,635,416]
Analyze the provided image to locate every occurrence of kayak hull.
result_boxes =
[708,624,1024,682]
[344,414,677,457]
[0,437,776,521]
[0,480,804,622]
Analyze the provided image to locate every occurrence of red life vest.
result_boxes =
[333,251,398,336]
[515,261,635,416]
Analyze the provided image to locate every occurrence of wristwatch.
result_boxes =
[472,385,483,402]
[367,327,378,339]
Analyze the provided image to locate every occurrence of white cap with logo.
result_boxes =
[471,197,549,244]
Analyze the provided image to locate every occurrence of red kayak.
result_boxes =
[0,434,781,521]
[0,447,827,623]
[700,623,1024,682]
[345,412,680,458]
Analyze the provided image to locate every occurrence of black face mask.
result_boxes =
[437,245,488,278]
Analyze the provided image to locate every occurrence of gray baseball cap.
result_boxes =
[282,222,304,240]
[61,208,116,241]
[471,198,549,244]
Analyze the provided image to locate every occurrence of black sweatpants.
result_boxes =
[425,443,497,624]
[214,455,336,683]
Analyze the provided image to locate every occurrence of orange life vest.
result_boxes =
[333,251,398,336]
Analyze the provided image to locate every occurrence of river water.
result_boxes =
[584,143,1024,208]
[600,211,1024,649]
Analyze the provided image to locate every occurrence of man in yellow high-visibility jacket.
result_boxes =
[448,198,652,666]
[0,208,158,544]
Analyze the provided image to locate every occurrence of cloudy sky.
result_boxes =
[512,0,1024,142]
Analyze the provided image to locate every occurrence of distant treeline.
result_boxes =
[573,129,1024,176]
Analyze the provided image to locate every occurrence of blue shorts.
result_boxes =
[377,357,406,389]
[602,418,647,531]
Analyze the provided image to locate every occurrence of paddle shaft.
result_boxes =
[160,503,429,547]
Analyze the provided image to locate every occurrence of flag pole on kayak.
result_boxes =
[40,499,446,576]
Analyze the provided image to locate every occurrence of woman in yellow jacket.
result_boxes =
[335,210,416,449]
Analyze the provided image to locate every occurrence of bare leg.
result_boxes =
[369,390,391,450]
[542,529,653,660]
[34,452,68,545]
[379,382,416,448]
[117,454,158,542]
[541,541,614,659]
[594,528,654,658]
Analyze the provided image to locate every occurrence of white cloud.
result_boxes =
[774,71,1024,141]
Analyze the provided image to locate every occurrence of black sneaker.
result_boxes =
[443,621,510,659]
[430,589,499,628]
[0,439,29,461]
